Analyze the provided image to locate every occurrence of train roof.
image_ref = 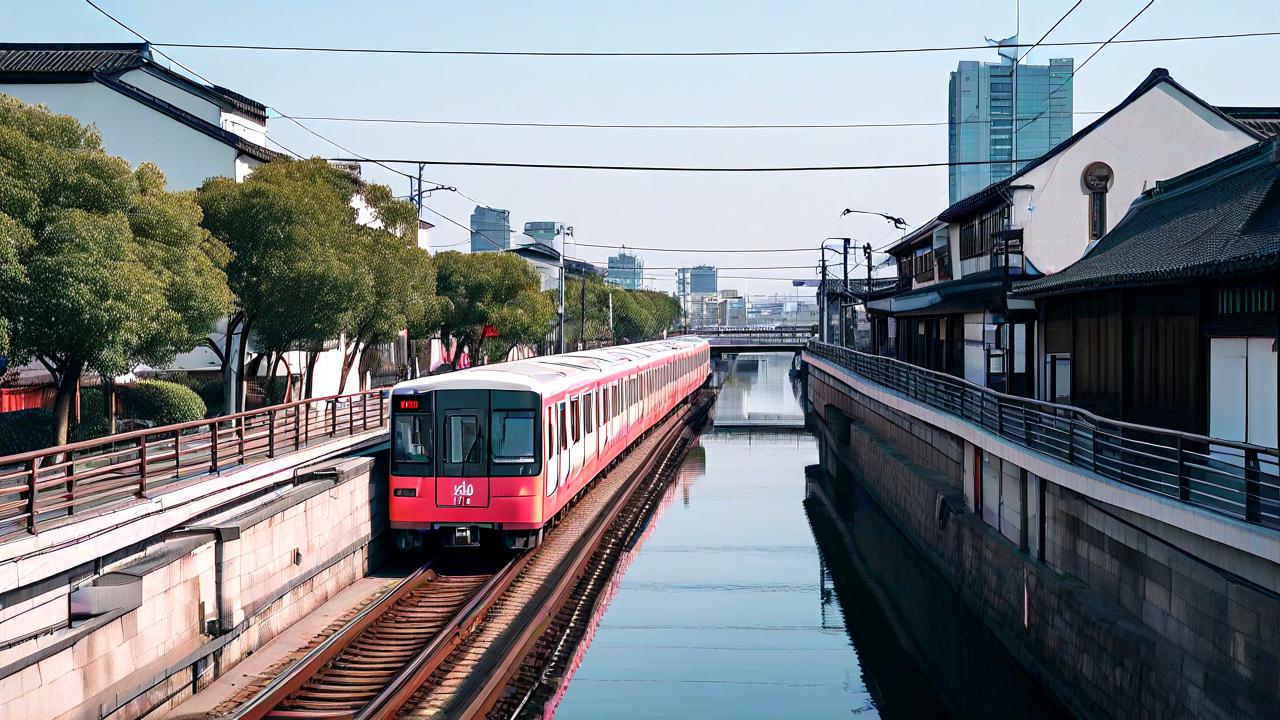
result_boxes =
[392,336,707,396]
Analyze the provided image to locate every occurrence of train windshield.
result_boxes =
[393,412,432,464]
[491,410,536,464]
[444,414,483,464]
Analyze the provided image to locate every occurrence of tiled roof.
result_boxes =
[1015,137,1280,297]
[1220,107,1280,138]
[0,42,281,163]
[937,69,1267,223]
[0,43,268,123]
[0,43,148,75]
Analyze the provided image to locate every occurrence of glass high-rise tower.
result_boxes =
[948,48,1073,203]
[607,252,644,290]
[470,206,512,252]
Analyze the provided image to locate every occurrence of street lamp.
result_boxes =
[816,240,847,344]
[840,208,909,230]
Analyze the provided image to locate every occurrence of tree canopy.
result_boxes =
[434,251,556,364]
[0,93,232,444]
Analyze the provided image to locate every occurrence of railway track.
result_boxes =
[218,394,707,720]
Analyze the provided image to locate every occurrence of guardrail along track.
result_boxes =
[398,392,712,719]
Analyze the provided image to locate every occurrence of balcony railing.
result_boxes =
[807,341,1280,530]
[0,389,388,540]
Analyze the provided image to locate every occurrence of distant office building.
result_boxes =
[677,265,718,297]
[718,290,747,327]
[470,206,511,252]
[523,221,569,255]
[607,252,644,290]
[949,38,1073,203]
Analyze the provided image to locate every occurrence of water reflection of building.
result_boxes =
[804,461,1068,719]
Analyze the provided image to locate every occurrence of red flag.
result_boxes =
[482,323,500,339]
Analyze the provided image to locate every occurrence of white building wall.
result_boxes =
[1012,84,1255,275]
[115,68,221,124]
[0,81,238,191]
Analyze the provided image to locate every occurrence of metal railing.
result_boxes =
[0,389,388,539]
[807,341,1280,530]
[675,327,815,346]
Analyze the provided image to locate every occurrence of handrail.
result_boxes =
[0,387,389,538]
[806,341,1279,530]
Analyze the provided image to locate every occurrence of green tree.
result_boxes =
[198,158,364,408]
[434,251,554,364]
[336,184,440,392]
[0,94,232,444]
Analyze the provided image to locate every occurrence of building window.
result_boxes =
[960,204,1011,260]
[1083,162,1113,241]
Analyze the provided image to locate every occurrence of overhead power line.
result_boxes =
[327,156,1054,173]
[572,242,819,253]
[149,30,1280,57]
[282,112,1106,131]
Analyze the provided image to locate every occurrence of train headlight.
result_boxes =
[393,488,417,497]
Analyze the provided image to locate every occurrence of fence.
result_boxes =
[807,341,1280,530]
[0,388,387,539]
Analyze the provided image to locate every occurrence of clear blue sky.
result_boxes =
[8,0,1280,293]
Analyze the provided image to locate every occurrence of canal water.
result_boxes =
[551,352,1063,719]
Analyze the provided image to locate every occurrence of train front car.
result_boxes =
[388,372,545,550]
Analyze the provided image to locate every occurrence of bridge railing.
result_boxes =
[674,327,815,345]
[807,341,1280,530]
[0,388,387,539]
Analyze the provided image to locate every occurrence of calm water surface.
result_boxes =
[551,353,1059,719]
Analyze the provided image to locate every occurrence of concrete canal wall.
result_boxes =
[805,352,1280,720]
[0,456,383,720]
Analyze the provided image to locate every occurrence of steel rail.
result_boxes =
[226,562,436,720]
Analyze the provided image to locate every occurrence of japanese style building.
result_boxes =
[1016,137,1279,447]
[871,68,1270,398]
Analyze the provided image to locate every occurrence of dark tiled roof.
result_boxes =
[0,43,148,75]
[1015,137,1280,297]
[0,43,268,123]
[868,268,1011,316]
[1220,107,1280,138]
[938,69,1267,223]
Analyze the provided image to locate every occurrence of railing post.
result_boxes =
[138,435,149,498]
[329,401,337,437]
[210,420,219,474]
[295,406,302,451]
[1176,436,1189,502]
[267,409,276,459]
[1244,449,1261,523]
[1066,416,1075,465]
[1091,422,1098,473]
[26,458,37,535]
[174,428,182,479]
[996,398,1004,437]
[237,416,246,463]
[362,393,369,431]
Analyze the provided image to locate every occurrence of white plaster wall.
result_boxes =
[235,153,262,182]
[117,68,222,126]
[0,82,237,191]
[1012,83,1255,274]
[222,111,267,145]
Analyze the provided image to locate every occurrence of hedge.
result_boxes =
[123,380,206,427]
[0,407,54,455]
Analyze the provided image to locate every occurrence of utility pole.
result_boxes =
[819,254,828,343]
[608,289,615,344]
[841,237,850,347]
[557,228,566,354]
[579,268,587,349]
[411,162,425,377]
[864,243,873,353]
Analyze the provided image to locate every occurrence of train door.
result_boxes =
[583,389,597,468]
[546,406,559,498]
[557,400,570,491]
[435,389,489,508]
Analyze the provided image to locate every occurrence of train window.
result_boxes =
[392,413,432,464]
[492,410,536,464]
[584,392,594,430]
[559,405,568,450]
[571,398,581,442]
[547,415,554,460]
[443,415,481,464]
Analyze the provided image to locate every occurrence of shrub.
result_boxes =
[75,386,112,441]
[122,380,206,427]
[0,408,54,455]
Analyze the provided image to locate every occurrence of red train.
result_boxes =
[388,337,710,550]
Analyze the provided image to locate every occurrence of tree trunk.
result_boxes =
[337,340,360,396]
[103,374,117,435]
[50,358,84,447]
[304,351,319,399]
[221,314,241,416]
[234,319,252,413]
